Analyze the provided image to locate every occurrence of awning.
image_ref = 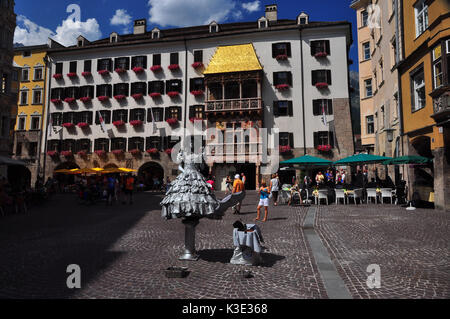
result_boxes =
[382,155,433,165]
[333,154,392,165]
[281,155,332,167]
[203,44,263,75]
[0,156,26,166]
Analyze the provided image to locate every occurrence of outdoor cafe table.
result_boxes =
[231,224,264,266]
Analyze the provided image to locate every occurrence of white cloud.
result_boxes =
[242,1,261,13]
[13,15,102,47]
[148,0,238,27]
[110,9,132,26]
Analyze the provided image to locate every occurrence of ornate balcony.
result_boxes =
[431,87,450,126]
[205,98,262,113]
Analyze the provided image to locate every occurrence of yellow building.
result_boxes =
[398,0,449,210]
[13,44,48,185]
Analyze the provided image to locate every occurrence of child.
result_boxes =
[256,181,270,222]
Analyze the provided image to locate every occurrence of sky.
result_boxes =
[14,0,358,71]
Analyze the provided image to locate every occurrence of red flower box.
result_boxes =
[47,151,58,157]
[315,82,329,89]
[51,99,62,104]
[64,97,76,104]
[112,149,124,155]
[190,90,204,97]
[53,74,63,80]
[114,95,126,101]
[317,145,332,152]
[82,71,92,77]
[132,67,145,74]
[62,123,75,128]
[77,122,89,128]
[130,120,143,127]
[146,148,159,155]
[129,149,141,155]
[113,120,125,127]
[150,65,162,72]
[192,62,204,69]
[168,64,180,70]
[132,93,143,100]
[276,54,288,61]
[67,72,77,78]
[61,151,73,157]
[190,117,203,123]
[115,68,127,74]
[279,145,292,154]
[77,150,87,157]
[98,70,110,76]
[95,150,106,156]
[315,52,328,58]
[98,96,110,102]
[276,84,290,91]
[79,97,92,103]
[167,91,180,98]
[165,148,173,155]
[166,118,178,126]
[150,92,161,98]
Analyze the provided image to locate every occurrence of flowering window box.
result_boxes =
[166,118,179,126]
[189,117,203,123]
[168,64,180,71]
[276,84,290,91]
[82,71,92,77]
[112,149,124,155]
[275,54,289,61]
[132,67,145,74]
[98,96,110,102]
[114,95,126,101]
[165,148,173,155]
[190,90,204,97]
[317,145,332,152]
[315,82,329,90]
[61,151,73,157]
[146,148,159,155]
[279,145,292,154]
[113,120,125,127]
[77,150,87,157]
[47,151,59,157]
[62,123,75,129]
[51,99,62,104]
[67,72,78,78]
[95,150,106,156]
[314,52,328,58]
[150,92,162,98]
[129,149,141,155]
[130,120,143,127]
[79,97,92,103]
[115,68,127,74]
[98,70,110,76]
[167,91,180,98]
[132,93,143,100]
[150,65,162,72]
[64,97,76,104]
[192,62,204,69]
[53,74,63,80]
[77,122,89,129]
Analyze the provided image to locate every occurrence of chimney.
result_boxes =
[265,4,278,22]
[134,19,147,35]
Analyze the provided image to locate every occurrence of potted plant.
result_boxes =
[62,123,75,129]
[114,95,126,101]
[275,54,288,61]
[167,91,180,98]
[132,93,143,100]
[150,65,162,72]
[130,120,143,127]
[115,68,127,74]
[98,70,110,76]
[189,117,203,123]
[77,122,89,129]
[317,145,332,152]
[146,148,159,155]
[192,62,203,69]
[276,84,290,91]
[77,150,87,157]
[315,82,329,89]
[82,71,92,77]
[61,150,73,157]
[113,120,125,127]
[190,90,204,97]
[64,97,76,104]
[279,145,292,154]
[132,66,145,74]
[67,72,77,78]
[47,150,59,157]
[314,52,328,58]
[112,149,124,155]
[150,92,161,98]
[98,96,110,102]
[129,149,141,155]
[53,73,63,80]
[95,150,106,156]
[168,64,180,71]
[79,96,92,103]
[166,118,178,126]
[165,148,173,155]
[51,99,62,104]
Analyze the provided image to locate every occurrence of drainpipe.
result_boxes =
[35,53,48,182]
[183,38,189,142]
[299,28,307,155]
[41,55,52,182]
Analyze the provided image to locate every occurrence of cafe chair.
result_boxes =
[348,188,364,205]
[381,188,394,204]
[335,189,347,205]
[366,188,378,204]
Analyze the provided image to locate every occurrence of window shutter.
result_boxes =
[287,72,293,86]
[288,101,293,116]
[165,81,170,94]
[327,70,332,85]
[328,100,333,115]
[286,43,292,57]
[273,72,279,86]
[325,40,331,55]
[329,131,335,148]
[177,107,182,119]
[131,57,136,68]
[313,100,319,116]
[88,112,93,125]
[272,43,277,58]
[289,133,294,148]
[312,71,317,85]
[125,57,130,70]
[314,132,319,148]
[273,101,279,117]
[190,79,194,92]
[310,41,315,56]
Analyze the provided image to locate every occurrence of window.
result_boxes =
[17,116,26,130]
[194,50,203,63]
[55,63,63,75]
[166,80,182,93]
[84,60,92,72]
[94,139,110,152]
[313,99,333,116]
[366,115,375,134]
[96,84,112,97]
[63,112,78,124]
[165,136,181,150]
[310,40,330,56]
[128,137,145,152]
[51,113,63,126]
[130,109,146,122]
[95,110,111,124]
[190,78,205,92]
[131,82,147,95]
[97,59,113,72]
[415,0,428,37]
[114,57,130,70]
[170,53,179,65]
[33,89,42,104]
[22,68,29,81]
[148,81,165,95]
[314,131,334,148]
[166,107,182,120]
[16,142,22,156]
[363,42,371,60]
[65,87,79,99]
[299,17,307,25]
[1,73,7,93]
[273,101,293,117]
[113,83,129,96]
[259,20,267,29]
[78,112,93,125]
[273,72,293,86]
[311,70,332,85]
[411,66,426,111]
[146,137,162,151]
[34,67,43,80]
[279,132,294,147]
[30,116,40,130]
[76,139,91,153]
[78,40,83,47]
[153,54,161,66]
[48,140,61,152]
[148,108,164,122]
[51,88,65,100]
[152,29,160,39]
[111,138,127,151]
[112,110,128,123]
[28,142,38,157]
[272,42,292,58]
[379,59,384,85]
[20,90,28,105]
[365,79,373,97]
[432,45,443,89]
[390,38,397,68]
[23,50,31,57]
[131,56,147,69]
[79,86,94,98]
[69,61,77,73]
[361,10,368,27]
[210,24,218,33]
[189,105,205,119]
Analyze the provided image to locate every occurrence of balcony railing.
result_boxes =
[433,92,449,114]
[206,98,262,112]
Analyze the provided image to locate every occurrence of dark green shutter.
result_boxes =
[288,101,293,116]
[314,132,319,148]
[273,101,279,117]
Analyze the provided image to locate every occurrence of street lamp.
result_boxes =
[385,128,395,143]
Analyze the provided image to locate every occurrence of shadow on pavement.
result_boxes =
[198,248,286,267]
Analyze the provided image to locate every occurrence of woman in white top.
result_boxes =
[269,173,280,206]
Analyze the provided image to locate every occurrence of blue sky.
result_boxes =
[14,0,358,71]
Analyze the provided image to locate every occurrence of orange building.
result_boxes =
[398,0,449,210]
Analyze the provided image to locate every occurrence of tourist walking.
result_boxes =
[269,173,280,206]
[125,174,135,205]
[241,173,246,187]
[256,181,270,222]
[232,174,245,215]
[106,175,116,206]
[225,176,233,194]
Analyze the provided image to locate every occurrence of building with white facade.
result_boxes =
[43,4,354,190]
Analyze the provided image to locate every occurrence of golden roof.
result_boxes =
[203,44,263,75]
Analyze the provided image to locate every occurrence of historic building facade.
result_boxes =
[43,5,354,190]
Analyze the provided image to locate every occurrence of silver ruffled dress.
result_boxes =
[161,152,221,220]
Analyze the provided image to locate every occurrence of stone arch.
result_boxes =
[138,161,164,190]
[104,163,119,169]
